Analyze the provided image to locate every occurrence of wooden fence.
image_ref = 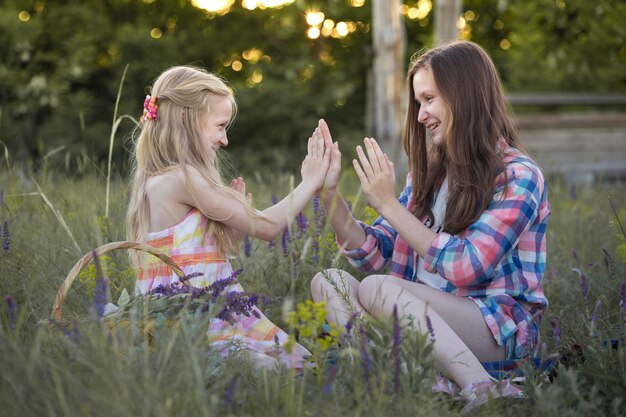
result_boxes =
[509,94,626,184]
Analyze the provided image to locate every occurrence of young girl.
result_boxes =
[126,65,330,369]
[311,41,549,409]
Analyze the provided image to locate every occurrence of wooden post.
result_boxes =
[371,0,406,172]
[435,0,461,45]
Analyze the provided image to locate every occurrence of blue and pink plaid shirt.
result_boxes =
[341,144,550,359]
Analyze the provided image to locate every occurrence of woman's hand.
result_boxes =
[301,127,331,190]
[353,137,396,213]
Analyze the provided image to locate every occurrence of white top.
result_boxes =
[415,176,449,289]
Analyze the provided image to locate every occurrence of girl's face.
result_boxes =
[201,96,233,159]
[412,68,450,146]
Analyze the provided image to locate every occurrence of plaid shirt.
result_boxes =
[342,144,550,358]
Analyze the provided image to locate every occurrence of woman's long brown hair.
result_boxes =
[403,41,522,234]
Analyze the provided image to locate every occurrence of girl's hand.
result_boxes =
[229,177,252,240]
[301,128,331,190]
[353,137,396,213]
[316,119,341,194]
[230,177,252,204]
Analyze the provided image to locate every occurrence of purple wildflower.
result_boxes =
[313,194,320,219]
[580,273,589,303]
[392,305,401,395]
[590,300,602,339]
[2,220,10,253]
[358,325,372,390]
[601,248,615,281]
[208,269,242,297]
[146,269,255,323]
[281,228,290,257]
[5,295,17,331]
[526,311,542,357]
[572,268,589,304]
[150,269,240,301]
[216,291,266,324]
[323,365,338,395]
[92,251,107,320]
[541,342,548,363]
[312,237,320,263]
[179,271,204,284]
[312,194,325,233]
[48,318,81,349]
[243,234,252,257]
[425,314,435,343]
[344,311,360,342]
[223,373,239,409]
[150,283,173,297]
[296,212,308,235]
[68,319,81,348]
[550,317,561,348]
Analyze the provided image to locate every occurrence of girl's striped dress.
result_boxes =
[136,208,310,369]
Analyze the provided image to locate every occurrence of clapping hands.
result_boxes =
[312,119,341,194]
[307,120,395,213]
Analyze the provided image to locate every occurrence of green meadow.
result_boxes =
[1,155,624,416]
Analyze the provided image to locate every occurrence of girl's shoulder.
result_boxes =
[146,168,187,195]
[146,166,214,193]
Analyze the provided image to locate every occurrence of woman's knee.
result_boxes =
[358,274,396,314]
[311,268,349,300]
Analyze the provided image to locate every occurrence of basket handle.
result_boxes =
[51,241,185,321]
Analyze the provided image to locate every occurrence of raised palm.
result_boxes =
[315,119,341,192]
[301,130,330,190]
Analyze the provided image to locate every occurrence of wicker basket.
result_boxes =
[51,241,185,321]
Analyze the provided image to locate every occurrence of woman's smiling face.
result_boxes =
[412,67,450,146]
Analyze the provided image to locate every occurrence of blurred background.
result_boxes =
[1,0,625,182]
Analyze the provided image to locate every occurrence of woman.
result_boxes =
[311,41,549,409]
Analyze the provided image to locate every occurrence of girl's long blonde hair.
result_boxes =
[126,65,244,266]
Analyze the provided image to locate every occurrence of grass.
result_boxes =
[0,159,625,416]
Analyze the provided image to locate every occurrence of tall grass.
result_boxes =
[1,157,625,416]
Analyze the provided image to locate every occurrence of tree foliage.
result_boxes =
[503,0,626,93]
[0,0,624,173]
[1,0,372,173]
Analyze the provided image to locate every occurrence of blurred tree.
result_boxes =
[455,0,626,93]
[0,0,373,175]
[434,0,461,45]
[0,0,623,175]
[371,0,406,169]
[504,0,626,93]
